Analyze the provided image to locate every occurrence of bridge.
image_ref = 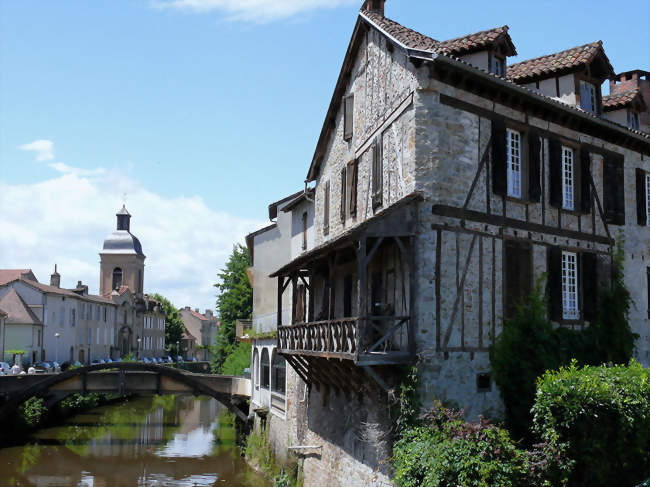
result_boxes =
[0,362,251,420]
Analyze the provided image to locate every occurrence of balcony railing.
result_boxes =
[278,316,411,364]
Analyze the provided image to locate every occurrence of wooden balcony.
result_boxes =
[278,315,411,366]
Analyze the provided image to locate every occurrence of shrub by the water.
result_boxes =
[532,360,650,487]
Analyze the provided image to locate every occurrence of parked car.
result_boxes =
[175,356,184,363]
[104,358,113,363]
[33,362,53,373]
[112,357,121,362]
[142,357,151,364]
[0,362,11,375]
[164,356,173,363]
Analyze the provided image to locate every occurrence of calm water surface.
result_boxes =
[1,395,270,487]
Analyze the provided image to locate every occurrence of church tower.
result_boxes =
[99,205,146,296]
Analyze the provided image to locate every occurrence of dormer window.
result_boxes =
[628,111,641,130]
[491,55,506,77]
[580,80,598,113]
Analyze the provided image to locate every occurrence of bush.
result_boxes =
[221,342,252,376]
[20,397,47,428]
[393,404,532,487]
[532,360,650,487]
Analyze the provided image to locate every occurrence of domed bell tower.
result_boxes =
[99,205,146,296]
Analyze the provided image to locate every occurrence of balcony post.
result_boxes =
[308,269,315,322]
[356,237,367,355]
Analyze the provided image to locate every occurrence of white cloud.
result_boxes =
[0,166,265,312]
[153,0,358,22]
[19,139,55,162]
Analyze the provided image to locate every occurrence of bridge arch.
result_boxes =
[0,362,250,421]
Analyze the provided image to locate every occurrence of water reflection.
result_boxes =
[1,395,269,487]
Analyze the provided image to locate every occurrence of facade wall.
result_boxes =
[290,200,315,258]
[99,253,145,296]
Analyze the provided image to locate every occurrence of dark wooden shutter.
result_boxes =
[528,129,541,202]
[548,246,562,321]
[579,146,592,214]
[323,180,330,236]
[548,138,563,208]
[581,252,598,321]
[604,156,626,225]
[636,168,647,226]
[372,135,383,210]
[343,94,354,141]
[491,119,507,196]
[614,158,625,225]
[347,160,358,218]
[505,240,532,319]
[340,166,347,222]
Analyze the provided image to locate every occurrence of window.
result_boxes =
[302,212,308,250]
[104,327,107,345]
[340,166,347,222]
[347,159,358,217]
[96,328,100,345]
[261,349,270,389]
[490,55,505,77]
[71,308,76,326]
[111,326,115,346]
[506,129,522,198]
[103,307,107,322]
[323,180,330,236]
[271,352,286,395]
[562,146,574,210]
[629,111,641,130]
[504,240,532,319]
[580,80,597,113]
[112,267,122,290]
[562,251,579,320]
[604,156,625,225]
[343,94,354,141]
[253,349,259,389]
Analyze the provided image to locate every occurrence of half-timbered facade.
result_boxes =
[262,2,650,485]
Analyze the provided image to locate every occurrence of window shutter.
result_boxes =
[581,252,598,322]
[548,138,563,208]
[579,146,592,214]
[548,246,562,321]
[614,158,625,225]
[372,135,383,209]
[603,158,617,223]
[348,160,358,217]
[636,168,647,226]
[340,166,347,222]
[504,241,532,319]
[323,180,330,236]
[528,130,541,202]
[491,119,507,196]
[343,95,354,141]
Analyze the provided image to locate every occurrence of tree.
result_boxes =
[211,244,252,373]
[150,293,184,354]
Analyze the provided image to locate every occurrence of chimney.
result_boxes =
[204,309,213,319]
[50,264,60,288]
[362,0,385,15]
[73,280,89,296]
[610,70,650,131]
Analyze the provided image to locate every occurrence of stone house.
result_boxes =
[252,2,650,486]
[179,306,219,360]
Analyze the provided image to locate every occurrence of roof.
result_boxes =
[116,205,131,216]
[281,189,314,213]
[181,327,197,341]
[361,9,439,51]
[0,269,36,286]
[602,88,647,112]
[102,230,144,255]
[0,288,42,325]
[3,278,115,305]
[0,307,7,318]
[507,41,615,82]
[268,190,303,221]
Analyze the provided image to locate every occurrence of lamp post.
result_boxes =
[137,337,141,361]
[54,332,60,364]
[176,341,180,359]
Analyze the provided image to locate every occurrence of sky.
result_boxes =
[1,0,649,311]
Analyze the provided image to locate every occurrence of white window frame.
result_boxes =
[562,146,575,210]
[629,111,641,130]
[506,129,522,198]
[580,80,597,113]
[562,251,579,320]
[491,55,505,77]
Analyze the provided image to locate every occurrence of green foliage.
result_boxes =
[20,397,47,428]
[491,236,637,441]
[121,352,137,362]
[394,365,421,435]
[150,293,185,353]
[532,360,650,487]
[221,342,252,376]
[211,244,252,373]
[59,393,101,414]
[393,404,531,487]
[245,424,302,487]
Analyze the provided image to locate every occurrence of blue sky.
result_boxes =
[1,0,648,309]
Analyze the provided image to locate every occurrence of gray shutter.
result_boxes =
[343,95,354,141]
[603,158,617,223]
[491,119,507,196]
[340,166,347,222]
[636,168,647,226]
[548,138,562,208]
[348,160,358,218]
[614,158,626,225]
[528,130,541,202]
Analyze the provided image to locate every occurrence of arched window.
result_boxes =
[261,348,270,389]
[112,267,123,290]
[271,351,286,395]
[253,349,260,389]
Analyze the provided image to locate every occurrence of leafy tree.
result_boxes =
[150,293,184,354]
[211,244,252,373]
[221,342,252,376]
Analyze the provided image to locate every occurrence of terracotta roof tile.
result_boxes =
[602,88,647,111]
[438,26,516,57]
[507,41,613,82]
[362,10,439,51]
[0,269,35,286]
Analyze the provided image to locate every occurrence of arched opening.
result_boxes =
[271,351,286,395]
[253,349,259,389]
[112,267,123,290]
[261,349,270,389]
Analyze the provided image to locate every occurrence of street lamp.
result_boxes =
[137,337,141,360]
[176,341,179,359]
[54,332,60,364]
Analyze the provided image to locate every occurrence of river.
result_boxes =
[0,395,271,487]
